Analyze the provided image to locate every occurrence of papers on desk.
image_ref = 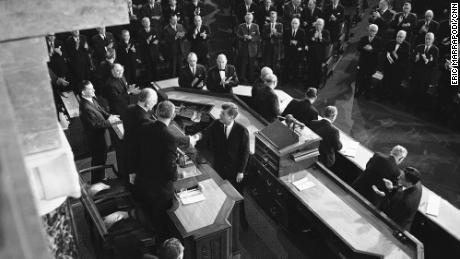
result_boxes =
[178,189,206,205]
[292,177,315,192]
[426,194,441,217]
[341,139,360,158]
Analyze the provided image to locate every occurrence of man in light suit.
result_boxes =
[79,81,120,183]
[162,14,186,77]
[236,12,260,83]
[178,52,207,89]
[310,106,342,168]
[262,11,283,70]
[206,54,239,93]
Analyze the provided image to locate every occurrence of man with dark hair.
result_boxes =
[135,100,179,239]
[91,26,115,65]
[65,30,91,92]
[282,87,318,126]
[283,18,306,82]
[391,1,417,41]
[310,106,342,168]
[261,11,283,70]
[117,30,138,84]
[158,238,184,259]
[140,0,163,31]
[187,15,210,65]
[138,17,160,83]
[79,81,120,183]
[235,0,257,25]
[162,14,186,77]
[373,167,423,230]
[178,52,207,89]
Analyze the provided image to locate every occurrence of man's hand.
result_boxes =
[236,173,244,183]
[392,50,398,59]
[56,77,69,87]
[200,32,207,39]
[386,52,394,64]
[364,44,373,51]
[398,15,403,23]
[291,39,298,45]
[129,174,136,184]
[108,114,120,123]
[128,84,141,95]
[383,178,394,190]
[415,53,420,62]
[372,185,386,197]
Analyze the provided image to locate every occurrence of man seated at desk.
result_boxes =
[373,167,423,231]
[178,52,206,89]
[206,54,239,93]
[310,106,342,168]
[193,102,250,228]
[353,145,408,207]
[134,100,180,240]
[282,87,319,127]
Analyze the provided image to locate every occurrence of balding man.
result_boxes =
[310,106,342,168]
[206,54,239,93]
[414,10,439,45]
[411,32,438,112]
[283,18,306,82]
[236,12,260,83]
[253,73,280,122]
[178,52,207,89]
[356,24,383,98]
[251,66,273,99]
[353,145,408,207]
[122,88,158,184]
[105,63,140,115]
[382,30,410,102]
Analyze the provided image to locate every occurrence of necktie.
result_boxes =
[191,66,195,75]
[224,125,228,138]
[424,46,429,54]
[394,43,400,52]
[271,23,275,31]
[292,29,296,38]
[247,24,250,31]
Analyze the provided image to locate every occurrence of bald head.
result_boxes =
[111,63,124,78]
[260,67,273,80]
[216,54,227,69]
[396,30,406,43]
[138,88,158,111]
[425,32,435,45]
[264,74,278,89]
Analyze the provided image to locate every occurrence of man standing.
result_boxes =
[178,52,207,89]
[140,0,163,31]
[195,102,250,228]
[414,10,439,46]
[135,101,180,239]
[323,0,345,48]
[206,54,239,93]
[282,87,318,127]
[253,73,280,122]
[391,1,417,42]
[122,89,158,185]
[262,11,283,70]
[117,30,138,84]
[79,81,120,183]
[65,30,91,93]
[91,27,115,65]
[306,18,331,88]
[138,17,160,83]
[310,106,342,168]
[355,24,383,98]
[236,0,257,25]
[162,14,186,77]
[105,63,140,116]
[283,18,306,82]
[353,145,408,206]
[236,12,260,83]
[187,15,210,65]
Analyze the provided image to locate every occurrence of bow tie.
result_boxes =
[219,69,225,71]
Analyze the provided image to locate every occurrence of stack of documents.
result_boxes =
[292,177,315,191]
[178,189,205,205]
[341,139,359,158]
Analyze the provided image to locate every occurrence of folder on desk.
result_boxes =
[341,140,359,158]
[178,189,205,205]
[426,194,441,217]
[293,177,315,192]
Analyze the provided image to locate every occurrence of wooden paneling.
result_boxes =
[0,0,129,42]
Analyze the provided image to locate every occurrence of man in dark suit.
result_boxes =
[184,0,205,28]
[138,17,161,83]
[391,2,417,41]
[411,32,439,112]
[251,66,273,102]
[302,0,322,31]
[262,11,283,70]
[105,63,140,116]
[414,10,439,46]
[162,0,184,24]
[374,167,423,231]
[310,106,342,168]
[282,87,318,126]
[206,54,239,93]
[282,0,303,28]
[46,34,69,86]
[353,145,408,206]
[178,52,207,89]
[117,30,139,84]
[140,0,163,31]
[283,17,306,82]
[253,73,280,122]
[121,88,157,185]
[236,12,260,83]
[79,81,120,183]
[355,24,383,98]
[322,0,345,47]
[377,0,395,27]
[134,100,179,240]
[162,14,186,77]
[306,18,331,88]
[255,0,276,28]
[236,0,258,25]
[95,49,116,97]
[65,30,91,93]
[187,15,210,65]
[91,27,116,65]
[195,102,250,228]
[382,30,410,102]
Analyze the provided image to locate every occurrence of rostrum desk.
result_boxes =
[153,79,424,258]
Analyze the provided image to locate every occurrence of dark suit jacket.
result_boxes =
[353,153,401,204]
[161,23,186,60]
[235,3,258,24]
[187,25,210,61]
[262,22,283,60]
[253,86,280,123]
[310,119,342,168]
[283,3,303,24]
[122,104,155,173]
[323,4,345,38]
[255,5,276,27]
[140,3,163,30]
[392,12,418,37]
[413,44,439,83]
[236,23,261,58]
[383,182,422,230]
[137,27,160,62]
[415,19,439,44]
[306,28,331,62]
[184,2,205,23]
[65,35,91,86]
[116,40,139,84]
[357,35,383,72]
[91,32,115,63]
[384,40,411,68]
[162,5,184,23]
[135,120,178,206]
[79,98,112,152]
[105,76,130,115]
[200,121,250,182]
[302,7,322,29]
[283,27,306,57]
[206,65,239,93]
[178,64,207,88]
[282,99,318,126]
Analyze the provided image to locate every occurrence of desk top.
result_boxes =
[280,168,416,258]
[169,163,243,239]
[61,91,79,118]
